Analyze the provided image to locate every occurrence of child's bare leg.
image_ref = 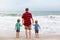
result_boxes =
[37,33,39,38]
[18,32,19,38]
[36,33,39,38]
[16,32,19,38]
[16,32,18,38]
[35,33,37,38]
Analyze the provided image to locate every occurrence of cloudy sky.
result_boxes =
[0,0,60,11]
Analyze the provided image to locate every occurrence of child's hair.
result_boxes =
[35,20,38,23]
[17,19,20,23]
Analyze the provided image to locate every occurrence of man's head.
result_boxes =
[25,8,29,12]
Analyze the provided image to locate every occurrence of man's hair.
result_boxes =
[25,8,29,11]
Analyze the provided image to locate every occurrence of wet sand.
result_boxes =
[0,34,60,40]
[0,30,60,40]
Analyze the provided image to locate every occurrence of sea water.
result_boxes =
[0,11,60,36]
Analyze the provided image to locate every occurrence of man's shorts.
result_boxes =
[25,25,31,30]
[35,30,39,33]
[16,30,20,32]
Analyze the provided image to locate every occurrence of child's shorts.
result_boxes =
[16,30,20,32]
[35,30,39,33]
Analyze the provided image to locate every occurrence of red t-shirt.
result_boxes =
[22,12,32,26]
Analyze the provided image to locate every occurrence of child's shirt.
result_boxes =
[34,23,40,31]
[16,22,21,30]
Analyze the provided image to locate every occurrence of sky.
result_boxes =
[0,0,60,11]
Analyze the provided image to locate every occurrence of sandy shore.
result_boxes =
[0,34,60,40]
[0,30,60,40]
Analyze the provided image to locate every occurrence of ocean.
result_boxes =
[0,11,60,36]
[0,11,60,16]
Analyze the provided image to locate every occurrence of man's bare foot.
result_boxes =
[25,36,28,39]
[29,36,31,38]
[35,36,39,38]
[16,37,19,38]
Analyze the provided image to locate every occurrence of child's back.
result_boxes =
[15,19,21,38]
[34,20,40,38]
[16,22,21,31]
[34,23,40,31]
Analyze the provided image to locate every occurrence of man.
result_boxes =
[22,8,34,38]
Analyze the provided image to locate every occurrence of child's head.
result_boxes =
[17,19,20,23]
[35,20,38,24]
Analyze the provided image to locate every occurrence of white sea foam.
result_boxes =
[0,15,60,35]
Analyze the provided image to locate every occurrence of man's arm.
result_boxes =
[31,18,34,25]
[22,19,24,25]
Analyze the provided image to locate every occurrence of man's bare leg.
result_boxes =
[29,30,31,38]
[25,29,28,38]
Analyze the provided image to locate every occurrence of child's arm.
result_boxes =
[15,23,17,30]
[38,24,41,29]
[39,26,40,29]
[20,25,22,27]
[15,26,16,30]
[20,23,22,27]
[33,24,35,26]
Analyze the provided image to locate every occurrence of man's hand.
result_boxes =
[22,19,24,25]
[32,18,34,25]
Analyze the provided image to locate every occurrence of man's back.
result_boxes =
[22,12,32,26]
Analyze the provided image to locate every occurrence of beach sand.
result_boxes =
[0,30,60,40]
[0,35,60,40]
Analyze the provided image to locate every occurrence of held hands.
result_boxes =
[39,27,41,29]
[14,28,15,30]
[32,20,34,26]
[31,22,34,26]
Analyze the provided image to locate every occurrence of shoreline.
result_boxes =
[0,30,60,40]
[0,34,60,40]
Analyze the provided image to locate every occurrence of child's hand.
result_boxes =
[39,27,41,29]
[39,26,41,29]
[15,26,16,30]
[14,28,16,30]
[21,25,23,27]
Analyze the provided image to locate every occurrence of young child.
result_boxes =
[34,20,40,38]
[15,19,21,38]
